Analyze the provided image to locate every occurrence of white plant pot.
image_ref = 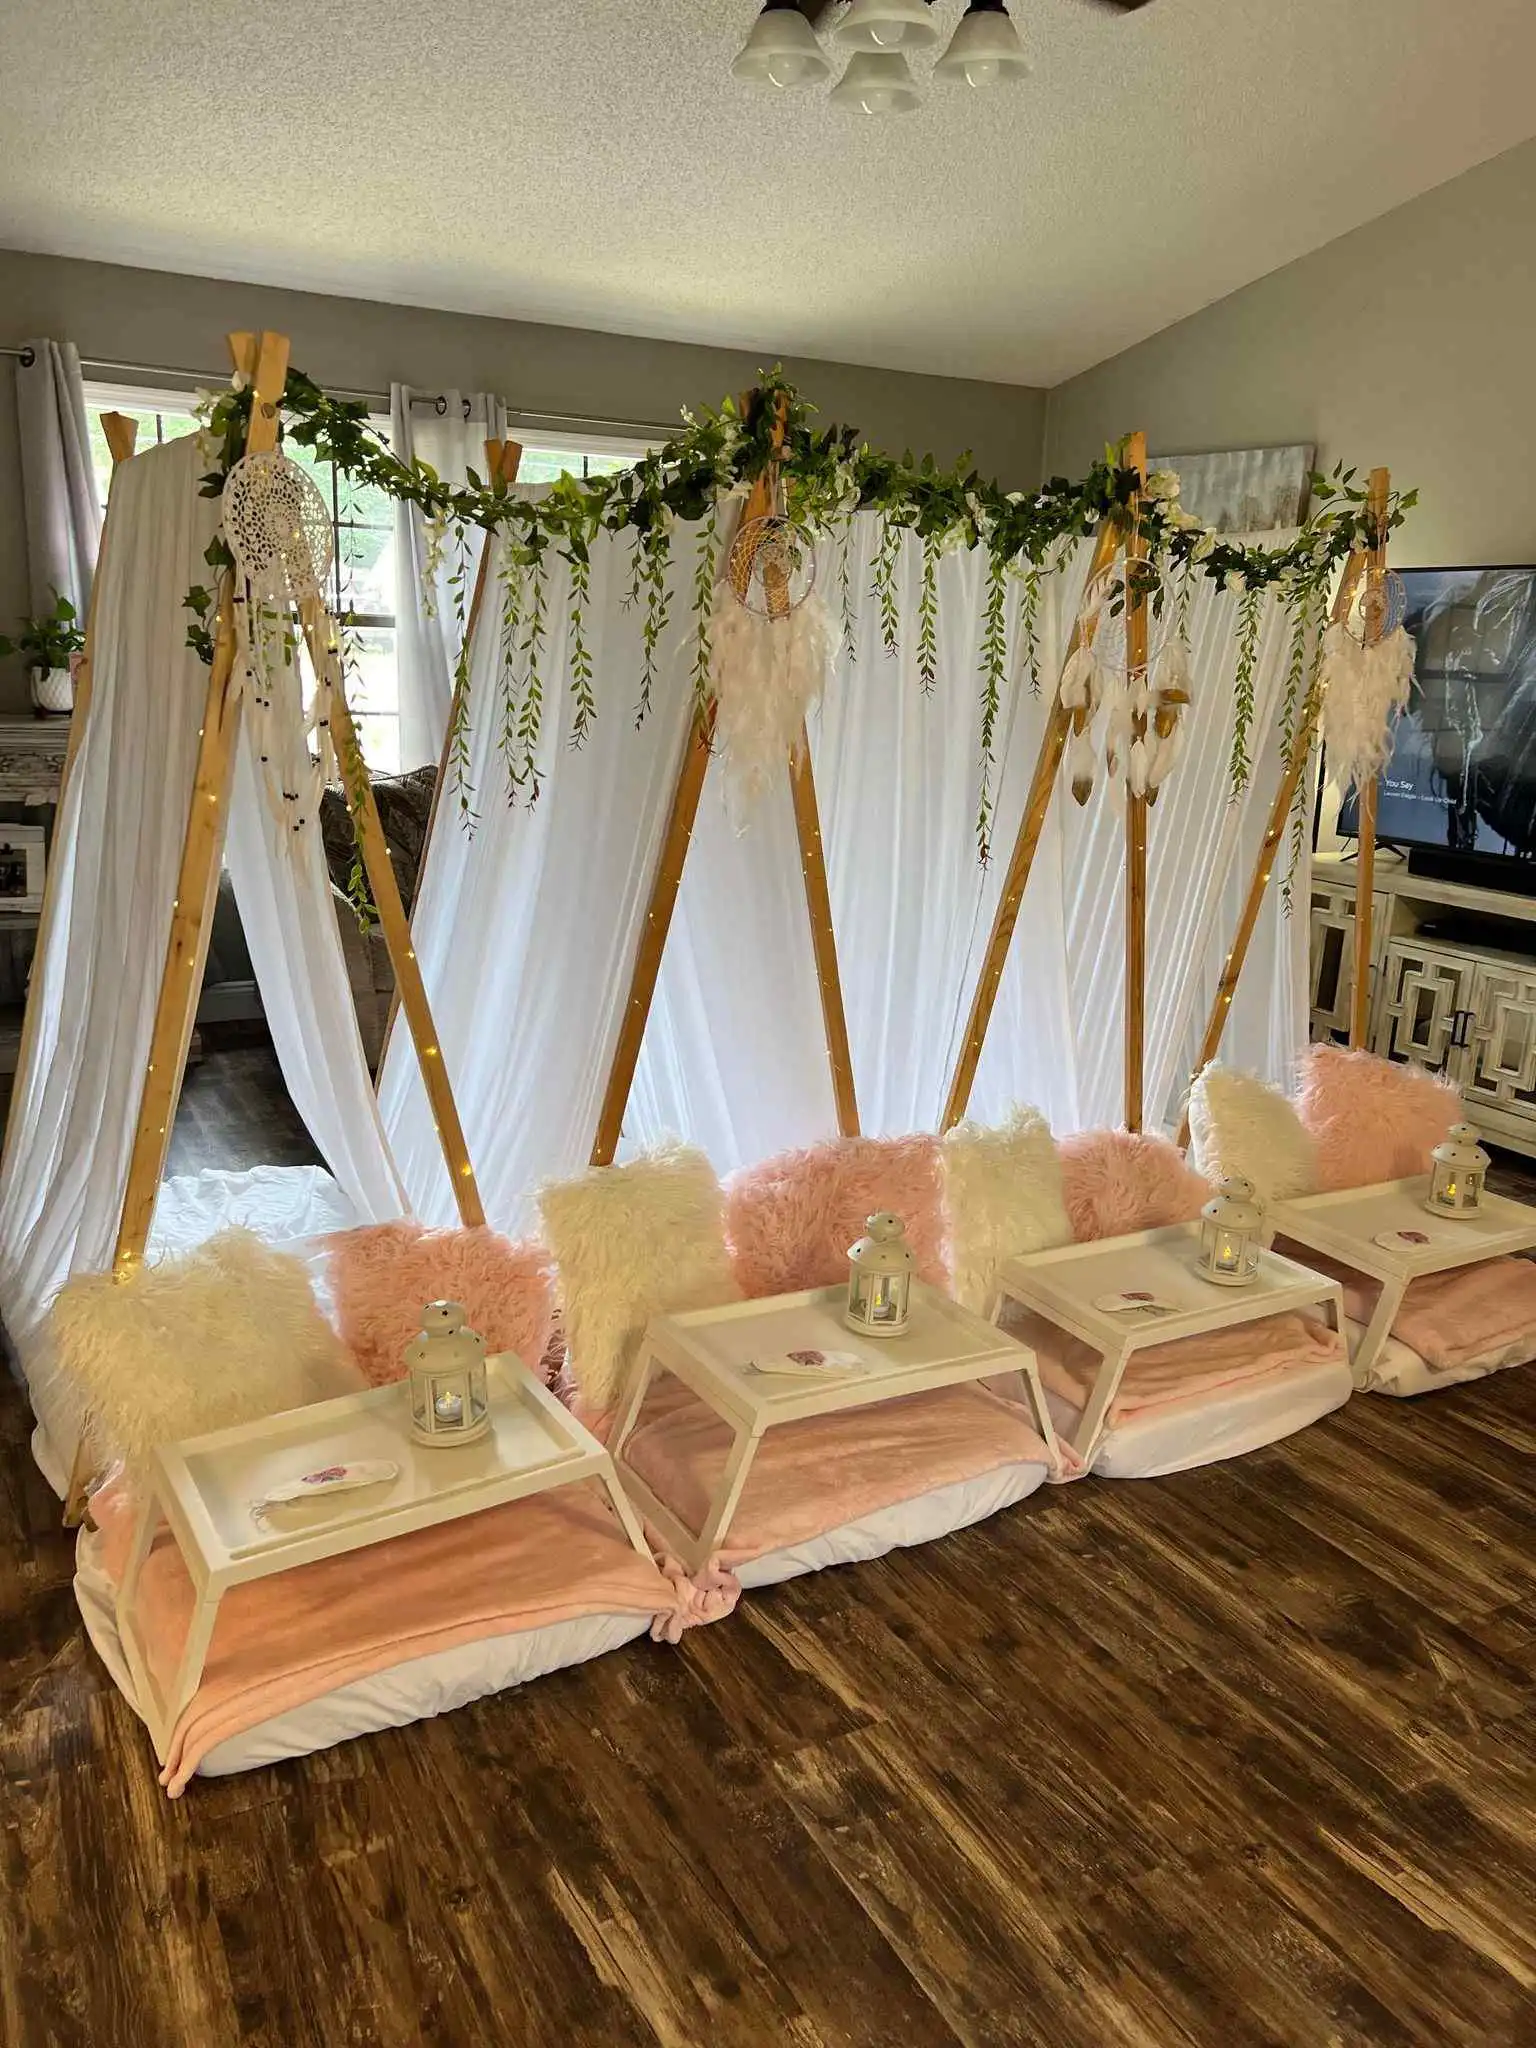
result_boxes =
[30,665,73,717]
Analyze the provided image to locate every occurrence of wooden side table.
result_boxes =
[116,1356,649,1765]
[992,1224,1346,1462]
[609,1281,1055,1574]
[1268,1179,1536,1385]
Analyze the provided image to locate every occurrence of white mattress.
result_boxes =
[75,1456,1050,1780]
[1048,1356,1354,1480]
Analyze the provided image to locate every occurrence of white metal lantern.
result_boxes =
[845,1211,915,1337]
[404,1300,490,1447]
[1425,1123,1489,1218]
[1196,1176,1265,1288]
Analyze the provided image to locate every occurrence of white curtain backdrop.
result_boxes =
[0,435,408,1377]
[379,507,706,1232]
[393,512,1311,1229]
[390,387,510,771]
[15,339,101,619]
[974,533,1308,1134]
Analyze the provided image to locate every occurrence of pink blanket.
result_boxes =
[90,1478,677,1796]
[1032,1312,1345,1426]
[619,1378,1058,1571]
[1276,1245,1536,1374]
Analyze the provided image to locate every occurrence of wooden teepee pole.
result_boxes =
[1174,544,1369,1151]
[111,332,290,1278]
[592,392,860,1163]
[299,597,485,1226]
[375,435,523,1083]
[1350,466,1392,1050]
[1,412,138,1193]
[1123,433,1150,1133]
[940,513,1125,1133]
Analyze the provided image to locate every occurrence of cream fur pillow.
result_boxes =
[1187,1063,1318,1204]
[49,1229,349,1477]
[941,1105,1073,1313]
[538,1143,738,1417]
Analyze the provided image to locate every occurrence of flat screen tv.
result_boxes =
[1334,566,1536,892]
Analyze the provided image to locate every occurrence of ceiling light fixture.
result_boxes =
[829,49,922,113]
[833,0,942,52]
[933,0,1030,87]
[732,0,834,89]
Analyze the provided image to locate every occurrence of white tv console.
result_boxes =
[1311,853,1536,1158]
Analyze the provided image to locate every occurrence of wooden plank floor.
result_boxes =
[1,1049,1534,2044]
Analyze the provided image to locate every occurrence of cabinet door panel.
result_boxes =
[1464,965,1536,1116]
[1372,941,1476,1072]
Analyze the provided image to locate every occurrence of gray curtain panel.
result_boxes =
[16,340,102,616]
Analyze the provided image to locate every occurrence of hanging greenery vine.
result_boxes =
[187,368,1417,848]
[977,554,1011,864]
[1227,582,1265,797]
[917,534,940,695]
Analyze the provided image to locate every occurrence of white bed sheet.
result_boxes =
[1047,1356,1353,1480]
[75,1457,1051,1779]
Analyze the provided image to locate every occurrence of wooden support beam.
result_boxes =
[111,333,289,1278]
[376,435,523,1083]
[940,515,1124,1133]
[1350,466,1392,1050]
[789,724,859,1136]
[301,599,485,1226]
[1123,432,1149,1134]
[1174,546,1370,1152]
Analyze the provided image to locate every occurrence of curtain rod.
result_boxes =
[0,342,671,440]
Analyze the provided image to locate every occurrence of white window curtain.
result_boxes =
[378,506,703,1233]
[0,435,406,1376]
[15,339,101,618]
[390,386,510,771]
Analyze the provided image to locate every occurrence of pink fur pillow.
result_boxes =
[1295,1045,1462,1191]
[324,1223,555,1388]
[725,1134,949,1298]
[1057,1130,1211,1242]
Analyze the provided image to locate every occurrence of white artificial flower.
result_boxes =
[1226,568,1247,595]
[1192,531,1218,562]
[1144,470,1182,501]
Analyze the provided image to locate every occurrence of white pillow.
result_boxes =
[539,1143,738,1416]
[1187,1063,1318,1204]
[941,1105,1073,1314]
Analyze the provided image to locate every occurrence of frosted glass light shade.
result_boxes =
[835,0,941,52]
[934,0,1030,87]
[829,49,922,112]
[732,1,833,88]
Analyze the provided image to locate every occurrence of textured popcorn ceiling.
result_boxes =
[3,0,1535,385]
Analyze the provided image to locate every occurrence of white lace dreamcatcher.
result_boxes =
[221,448,342,831]
[1059,560,1192,807]
[709,504,834,811]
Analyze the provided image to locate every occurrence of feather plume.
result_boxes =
[1059,641,1095,710]
[1066,727,1096,805]
[1320,623,1415,789]
[709,584,834,811]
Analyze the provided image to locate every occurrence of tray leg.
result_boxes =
[596,1456,653,1561]
[1350,1275,1406,1389]
[608,1350,658,1468]
[1072,1342,1132,1464]
[693,1422,761,1565]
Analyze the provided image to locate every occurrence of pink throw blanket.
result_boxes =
[1275,1245,1536,1375]
[620,1378,1058,1571]
[1032,1312,1345,1426]
[91,1478,678,1796]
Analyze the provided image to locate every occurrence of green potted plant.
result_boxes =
[0,590,86,717]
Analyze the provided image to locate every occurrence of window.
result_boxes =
[83,385,655,774]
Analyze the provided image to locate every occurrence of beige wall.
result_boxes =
[1045,138,1536,571]
[0,247,1048,711]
